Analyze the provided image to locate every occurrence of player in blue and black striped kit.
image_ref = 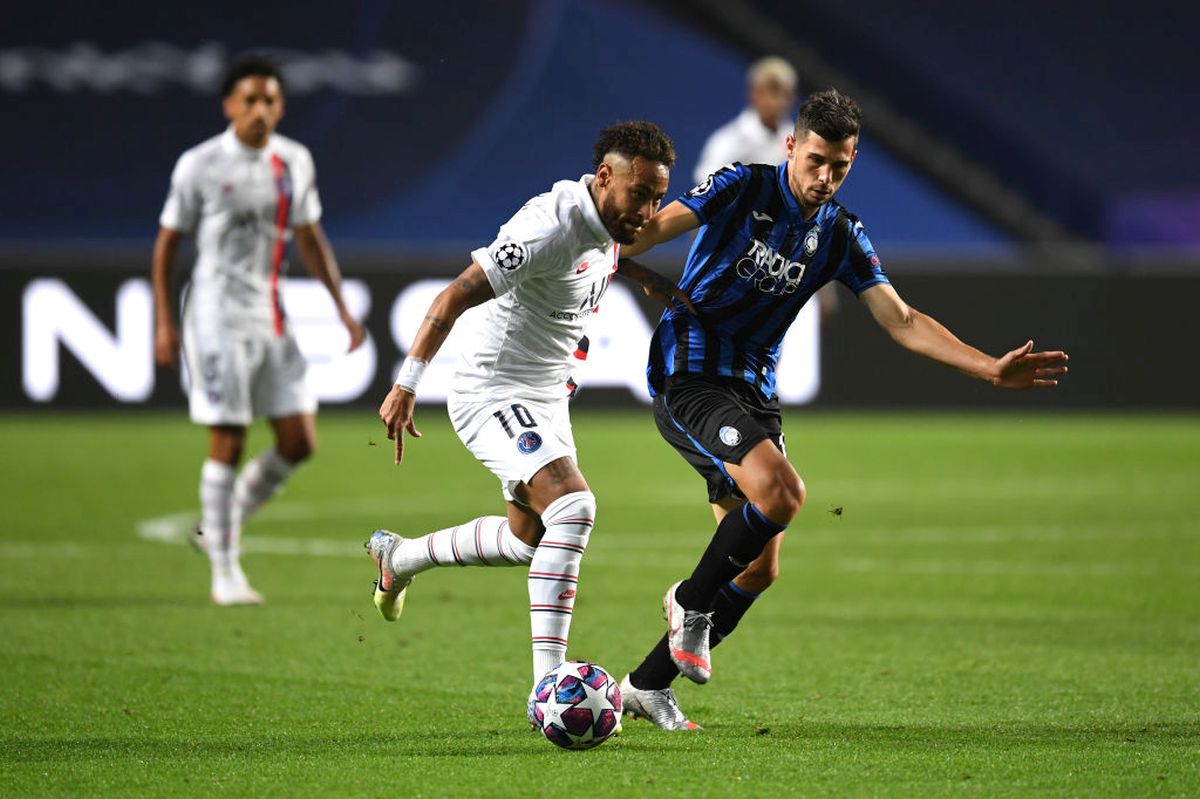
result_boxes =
[617,89,1070,730]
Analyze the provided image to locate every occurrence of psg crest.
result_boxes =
[517,431,543,454]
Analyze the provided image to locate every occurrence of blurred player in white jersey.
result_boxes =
[693,56,798,184]
[152,54,365,605]
[366,122,689,697]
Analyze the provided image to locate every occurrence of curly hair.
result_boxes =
[592,121,676,168]
[795,89,861,141]
[220,54,285,97]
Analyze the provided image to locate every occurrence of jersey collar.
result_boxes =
[577,174,615,248]
[776,162,836,225]
[221,126,271,161]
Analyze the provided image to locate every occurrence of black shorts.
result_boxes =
[653,374,785,503]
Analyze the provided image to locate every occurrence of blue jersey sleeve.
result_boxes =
[832,217,889,295]
[676,163,750,226]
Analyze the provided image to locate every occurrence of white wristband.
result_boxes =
[394,357,428,394]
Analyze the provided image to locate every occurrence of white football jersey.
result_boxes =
[160,127,322,332]
[693,107,792,183]
[455,175,619,399]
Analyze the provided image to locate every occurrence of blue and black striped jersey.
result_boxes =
[648,161,889,399]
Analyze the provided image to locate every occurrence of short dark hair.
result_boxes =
[220,54,285,97]
[795,89,860,141]
[592,121,676,169]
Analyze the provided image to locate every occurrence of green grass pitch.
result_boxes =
[1,409,1197,797]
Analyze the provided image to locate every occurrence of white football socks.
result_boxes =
[200,459,237,572]
[389,516,537,576]
[528,491,595,683]
[232,448,294,527]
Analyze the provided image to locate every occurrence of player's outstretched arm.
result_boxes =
[379,263,496,465]
[620,201,700,258]
[294,222,366,353]
[860,284,1068,388]
[616,257,697,314]
[151,226,186,370]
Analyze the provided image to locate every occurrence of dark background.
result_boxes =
[4,0,1197,409]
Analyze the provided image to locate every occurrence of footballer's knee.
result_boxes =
[540,490,597,548]
[278,437,315,464]
[755,471,806,524]
[542,489,596,525]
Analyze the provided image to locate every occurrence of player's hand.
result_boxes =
[341,310,367,353]
[644,282,698,316]
[154,319,180,370]
[992,340,1069,389]
[379,385,422,465]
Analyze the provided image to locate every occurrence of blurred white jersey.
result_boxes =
[457,175,618,400]
[693,108,791,184]
[160,127,322,333]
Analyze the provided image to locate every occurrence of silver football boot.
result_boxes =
[663,581,714,684]
[619,674,700,731]
[364,529,414,621]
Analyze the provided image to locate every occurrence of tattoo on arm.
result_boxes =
[424,314,451,334]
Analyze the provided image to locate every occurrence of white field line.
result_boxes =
[111,505,1200,578]
[134,509,362,557]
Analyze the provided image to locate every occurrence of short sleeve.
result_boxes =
[676,163,750,226]
[290,147,322,227]
[159,152,202,234]
[471,204,562,297]
[833,217,889,295]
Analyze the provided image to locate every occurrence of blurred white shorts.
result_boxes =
[182,316,316,426]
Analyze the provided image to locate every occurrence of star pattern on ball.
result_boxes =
[538,691,575,731]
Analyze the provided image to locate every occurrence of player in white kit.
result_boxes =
[366,122,688,695]
[152,55,365,605]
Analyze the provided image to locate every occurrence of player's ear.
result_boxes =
[595,161,612,187]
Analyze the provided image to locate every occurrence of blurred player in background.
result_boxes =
[152,54,365,605]
[616,89,1070,729]
[366,122,689,699]
[693,56,798,184]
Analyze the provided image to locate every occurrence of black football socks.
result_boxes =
[630,579,761,690]
[674,502,785,611]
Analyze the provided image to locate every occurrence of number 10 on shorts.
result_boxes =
[492,403,538,438]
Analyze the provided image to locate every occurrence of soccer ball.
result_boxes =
[528,661,622,750]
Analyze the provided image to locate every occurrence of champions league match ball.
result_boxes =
[528,661,622,750]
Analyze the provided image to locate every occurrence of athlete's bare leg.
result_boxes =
[207,425,247,466]
[506,456,591,546]
[268,412,316,465]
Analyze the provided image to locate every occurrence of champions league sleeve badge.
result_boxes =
[490,240,529,271]
[686,171,718,198]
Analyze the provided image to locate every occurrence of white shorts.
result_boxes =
[182,316,316,426]
[447,391,577,502]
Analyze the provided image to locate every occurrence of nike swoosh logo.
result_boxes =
[751,211,774,222]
